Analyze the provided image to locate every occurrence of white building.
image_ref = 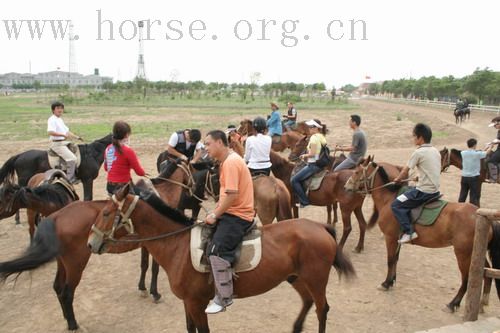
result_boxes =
[0,70,112,87]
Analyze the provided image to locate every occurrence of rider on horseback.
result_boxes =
[486,116,500,183]
[334,115,367,172]
[392,123,441,244]
[244,117,272,177]
[267,102,283,138]
[283,102,297,130]
[47,101,82,184]
[203,130,255,314]
[166,128,203,163]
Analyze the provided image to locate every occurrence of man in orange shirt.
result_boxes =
[203,130,255,314]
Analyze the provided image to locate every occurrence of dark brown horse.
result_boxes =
[87,184,356,333]
[0,163,191,331]
[269,151,368,252]
[344,156,500,311]
[238,119,303,152]
[439,147,487,206]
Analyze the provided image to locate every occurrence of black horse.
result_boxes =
[0,134,112,223]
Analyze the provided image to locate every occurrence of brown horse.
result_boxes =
[238,119,303,152]
[269,151,368,252]
[344,156,500,311]
[87,184,356,333]
[440,147,487,206]
[0,163,191,331]
[228,137,293,224]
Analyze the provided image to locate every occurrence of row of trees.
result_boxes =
[364,68,500,105]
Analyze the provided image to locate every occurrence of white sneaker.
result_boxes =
[205,301,225,314]
[398,232,418,244]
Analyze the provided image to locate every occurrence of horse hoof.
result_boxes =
[352,247,363,253]
[152,294,162,303]
[377,284,390,291]
[139,289,148,298]
[442,304,455,313]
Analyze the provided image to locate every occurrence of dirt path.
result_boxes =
[0,99,499,333]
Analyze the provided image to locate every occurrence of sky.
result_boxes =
[1,0,499,88]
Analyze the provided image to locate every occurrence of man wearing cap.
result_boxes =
[290,119,326,208]
[486,116,500,183]
[334,114,367,172]
[267,102,282,138]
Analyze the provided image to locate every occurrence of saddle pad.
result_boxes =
[190,224,262,273]
[397,187,448,226]
[48,144,81,169]
[308,169,329,191]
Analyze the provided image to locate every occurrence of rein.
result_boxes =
[441,148,451,172]
[91,194,205,244]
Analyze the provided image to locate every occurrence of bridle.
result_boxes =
[347,161,380,195]
[90,194,203,245]
[441,148,451,173]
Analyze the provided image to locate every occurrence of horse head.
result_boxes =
[288,135,309,162]
[344,155,376,193]
[238,119,255,137]
[0,182,22,219]
[88,183,137,254]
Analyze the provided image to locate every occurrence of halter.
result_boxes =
[91,194,203,245]
[442,148,451,172]
[347,162,380,195]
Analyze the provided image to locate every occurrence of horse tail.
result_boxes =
[488,222,500,296]
[0,153,20,185]
[324,225,356,279]
[367,206,379,230]
[0,218,60,281]
[275,179,292,221]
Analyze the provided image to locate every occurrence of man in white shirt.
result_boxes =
[47,101,81,183]
[166,129,203,163]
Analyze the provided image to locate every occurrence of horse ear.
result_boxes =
[116,183,130,200]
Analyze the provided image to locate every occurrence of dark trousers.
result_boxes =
[209,213,253,264]
[458,176,480,207]
[106,181,134,196]
[249,167,271,177]
[391,188,440,234]
[291,163,321,206]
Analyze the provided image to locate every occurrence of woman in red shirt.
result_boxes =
[104,121,146,195]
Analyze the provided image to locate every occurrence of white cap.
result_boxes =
[305,119,322,128]
[488,122,498,127]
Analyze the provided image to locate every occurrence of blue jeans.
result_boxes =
[291,163,321,206]
[391,188,440,234]
[284,120,296,129]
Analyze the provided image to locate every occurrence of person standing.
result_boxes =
[267,102,282,137]
[486,116,500,183]
[459,138,490,206]
[334,114,367,172]
[47,101,82,183]
[391,123,441,244]
[203,130,255,314]
[104,121,146,195]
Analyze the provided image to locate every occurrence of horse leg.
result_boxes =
[138,247,149,297]
[445,247,471,312]
[82,180,93,201]
[15,210,20,225]
[353,206,367,253]
[333,201,338,224]
[337,206,352,249]
[27,209,37,241]
[59,258,87,331]
[150,258,162,302]
[326,205,332,224]
[53,260,69,320]
[289,278,314,333]
[481,259,492,311]
[184,299,210,333]
[380,237,400,290]
[183,302,197,333]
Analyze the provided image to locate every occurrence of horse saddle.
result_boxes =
[398,187,448,226]
[37,169,79,201]
[292,164,329,192]
[190,223,262,273]
[48,143,81,170]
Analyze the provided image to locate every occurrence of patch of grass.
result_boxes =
[433,131,448,138]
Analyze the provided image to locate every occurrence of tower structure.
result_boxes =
[136,20,147,80]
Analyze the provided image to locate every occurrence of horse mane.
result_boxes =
[16,183,73,207]
[376,164,402,192]
[80,134,113,159]
[139,191,194,226]
[153,158,181,183]
[450,148,462,160]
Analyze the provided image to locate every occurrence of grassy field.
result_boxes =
[0,92,358,141]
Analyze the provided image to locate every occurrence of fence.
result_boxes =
[464,208,500,321]
[366,96,500,114]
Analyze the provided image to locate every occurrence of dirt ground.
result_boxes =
[0,99,499,333]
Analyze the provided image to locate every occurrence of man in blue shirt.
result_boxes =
[267,102,282,137]
[459,138,492,206]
